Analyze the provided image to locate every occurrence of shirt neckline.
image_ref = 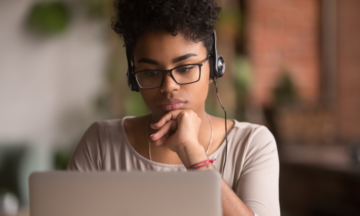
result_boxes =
[118,115,238,168]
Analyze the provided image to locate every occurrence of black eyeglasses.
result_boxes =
[133,56,210,89]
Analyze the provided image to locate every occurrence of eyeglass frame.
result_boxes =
[133,55,211,90]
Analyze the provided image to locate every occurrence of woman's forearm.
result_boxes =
[176,143,254,216]
[221,179,254,216]
[176,141,209,168]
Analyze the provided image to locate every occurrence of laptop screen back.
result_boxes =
[29,171,221,216]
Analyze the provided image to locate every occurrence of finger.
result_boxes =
[155,133,169,146]
[152,110,182,129]
[150,120,177,141]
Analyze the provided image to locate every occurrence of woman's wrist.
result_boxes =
[176,142,214,170]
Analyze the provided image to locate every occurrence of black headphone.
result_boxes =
[209,30,226,80]
[126,30,225,92]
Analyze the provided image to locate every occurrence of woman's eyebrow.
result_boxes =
[137,58,159,65]
[172,53,197,63]
[137,53,197,65]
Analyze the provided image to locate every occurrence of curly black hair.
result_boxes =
[111,0,221,55]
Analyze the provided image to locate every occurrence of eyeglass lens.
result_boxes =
[135,65,201,88]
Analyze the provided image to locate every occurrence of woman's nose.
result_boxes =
[160,73,180,93]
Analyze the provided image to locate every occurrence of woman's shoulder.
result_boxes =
[211,116,266,135]
[228,120,277,155]
[232,120,273,140]
[78,116,137,146]
[67,116,137,171]
[88,115,144,132]
[232,119,266,131]
[92,116,132,128]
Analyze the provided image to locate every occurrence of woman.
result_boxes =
[67,0,280,215]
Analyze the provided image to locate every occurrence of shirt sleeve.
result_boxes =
[235,126,280,216]
[66,122,105,171]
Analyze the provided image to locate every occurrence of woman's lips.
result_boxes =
[160,99,186,111]
[161,102,185,111]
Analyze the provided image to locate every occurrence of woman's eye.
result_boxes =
[176,67,193,73]
[144,71,159,76]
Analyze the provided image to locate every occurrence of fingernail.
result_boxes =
[150,134,154,137]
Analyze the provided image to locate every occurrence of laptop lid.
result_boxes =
[29,171,221,216]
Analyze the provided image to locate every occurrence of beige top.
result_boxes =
[67,116,280,216]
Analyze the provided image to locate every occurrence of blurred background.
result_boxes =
[0,0,359,215]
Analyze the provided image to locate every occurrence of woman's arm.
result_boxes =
[174,143,254,216]
[234,126,280,216]
[151,110,280,216]
[180,127,280,216]
[177,128,280,216]
[221,178,255,216]
[150,110,255,216]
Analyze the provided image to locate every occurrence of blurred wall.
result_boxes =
[336,0,360,141]
[0,0,107,147]
[247,0,320,106]
[0,0,109,206]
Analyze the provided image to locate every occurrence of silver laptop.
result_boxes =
[29,171,221,216]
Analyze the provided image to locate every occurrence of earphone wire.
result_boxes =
[213,77,227,178]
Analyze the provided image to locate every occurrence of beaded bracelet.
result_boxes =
[189,158,216,170]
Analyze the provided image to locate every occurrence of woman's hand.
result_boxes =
[150,110,212,169]
[150,110,202,152]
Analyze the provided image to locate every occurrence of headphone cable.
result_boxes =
[213,78,228,178]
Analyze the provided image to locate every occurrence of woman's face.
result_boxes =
[133,30,211,119]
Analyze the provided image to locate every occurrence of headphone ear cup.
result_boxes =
[211,30,226,79]
[217,55,225,78]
